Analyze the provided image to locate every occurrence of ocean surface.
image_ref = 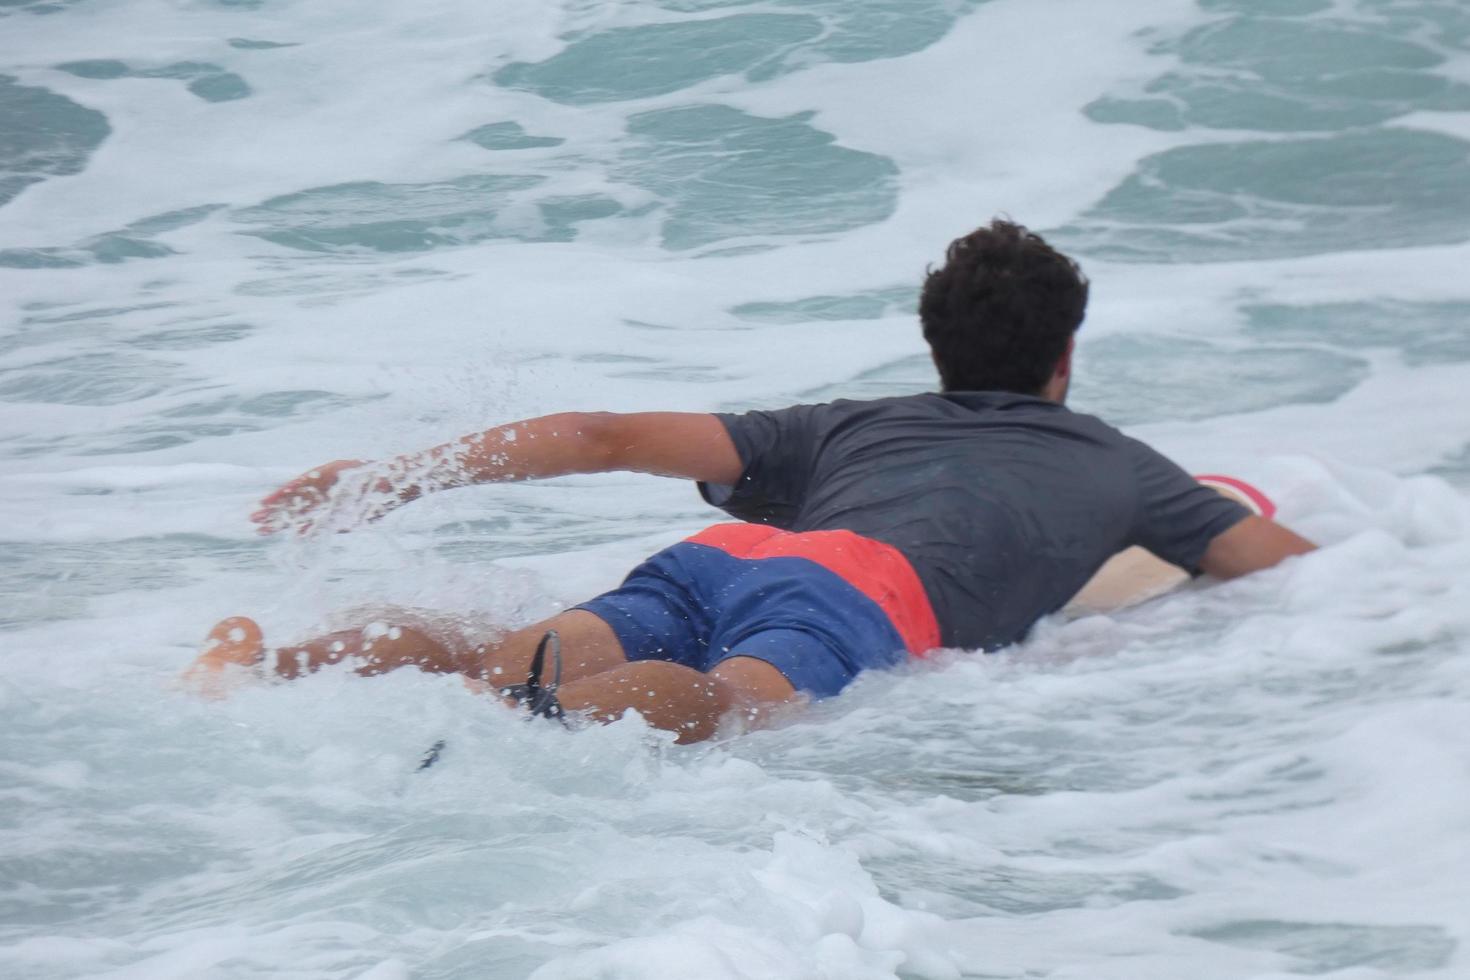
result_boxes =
[3,0,1470,977]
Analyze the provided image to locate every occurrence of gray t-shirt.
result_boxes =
[699,392,1249,651]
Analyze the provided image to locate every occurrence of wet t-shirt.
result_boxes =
[699,392,1250,651]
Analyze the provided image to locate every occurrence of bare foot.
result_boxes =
[182,617,266,698]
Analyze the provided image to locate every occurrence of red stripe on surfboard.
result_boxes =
[1194,474,1277,519]
[686,523,942,657]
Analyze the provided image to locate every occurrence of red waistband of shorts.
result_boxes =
[686,523,942,656]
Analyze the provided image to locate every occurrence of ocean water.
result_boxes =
[3,0,1470,976]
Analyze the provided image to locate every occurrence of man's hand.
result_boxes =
[251,459,376,534]
[1199,515,1316,580]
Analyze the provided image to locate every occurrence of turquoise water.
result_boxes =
[3,1,1470,977]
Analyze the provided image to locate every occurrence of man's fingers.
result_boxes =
[251,483,327,533]
[257,475,317,506]
[252,509,315,536]
[258,477,319,506]
[255,483,323,514]
[250,461,373,535]
[249,508,293,535]
[256,460,361,509]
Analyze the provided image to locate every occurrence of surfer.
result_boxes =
[186,219,1316,742]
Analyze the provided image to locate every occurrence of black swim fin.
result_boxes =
[416,739,446,771]
[498,629,565,721]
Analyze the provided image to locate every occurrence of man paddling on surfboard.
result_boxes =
[185,220,1315,742]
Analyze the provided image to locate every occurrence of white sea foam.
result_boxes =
[3,0,1469,976]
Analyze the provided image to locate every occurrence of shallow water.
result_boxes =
[3,0,1470,977]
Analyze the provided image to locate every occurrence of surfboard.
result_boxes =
[1063,475,1276,617]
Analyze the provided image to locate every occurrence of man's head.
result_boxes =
[919,219,1089,400]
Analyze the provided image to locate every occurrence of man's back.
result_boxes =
[701,392,1249,650]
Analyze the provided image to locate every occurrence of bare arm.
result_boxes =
[1198,515,1317,580]
[390,411,743,486]
[252,412,743,533]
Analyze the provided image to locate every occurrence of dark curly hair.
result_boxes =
[919,220,1088,395]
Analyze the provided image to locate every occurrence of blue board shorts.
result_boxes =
[576,523,941,698]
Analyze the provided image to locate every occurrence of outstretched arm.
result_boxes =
[1198,515,1316,580]
[253,412,742,533]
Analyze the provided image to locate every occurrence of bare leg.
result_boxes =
[272,623,473,679]
[476,609,629,687]
[555,655,797,744]
[184,607,629,689]
[184,609,799,743]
